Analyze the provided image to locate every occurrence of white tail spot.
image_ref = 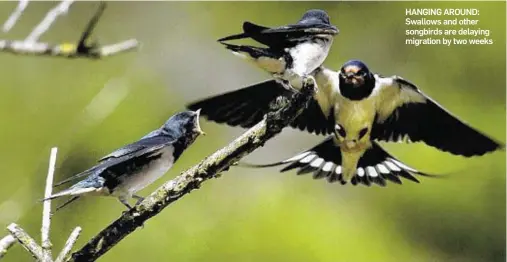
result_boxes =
[366,166,378,177]
[389,158,417,172]
[384,160,401,171]
[376,164,390,174]
[284,152,311,163]
[322,162,333,172]
[357,167,365,177]
[300,154,316,164]
[310,158,324,168]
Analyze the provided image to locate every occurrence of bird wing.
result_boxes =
[219,22,334,49]
[54,135,174,187]
[217,22,269,42]
[371,75,504,157]
[243,137,432,186]
[98,134,172,162]
[187,80,334,135]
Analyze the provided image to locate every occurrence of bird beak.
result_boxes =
[194,109,206,136]
[343,73,355,84]
[325,25,339,35]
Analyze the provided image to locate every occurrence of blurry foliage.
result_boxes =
[0,2,504,262]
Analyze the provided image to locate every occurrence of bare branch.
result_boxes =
[99,39,140,57]
[0,234,16,259]
[2,0,30,33]
[3,147,85,261]
[25,0,74,43]
[54,227,81,262]
[41,147,58,262]
[70,78,317,261]
[0,40,139,58]
[0,2,139,59]
[7,223,44,260]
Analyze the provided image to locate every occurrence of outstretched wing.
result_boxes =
[243,137,431,187]
[187,80,334,135]
[371,75,503,157]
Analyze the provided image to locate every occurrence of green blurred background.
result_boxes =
[0,1,505,261]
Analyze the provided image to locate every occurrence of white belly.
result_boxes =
[289,39,332,76]
[113,146,174,198]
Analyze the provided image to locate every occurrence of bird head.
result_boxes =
[162,110,205,139]
[298,9,339,35]
[339,60,373,88]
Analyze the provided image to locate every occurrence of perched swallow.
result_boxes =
[218,9,338,90]
[44,110,205,210]
[188,60,503,185]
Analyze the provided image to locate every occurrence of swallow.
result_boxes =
[218,9,338,90]
[188,60,503,185]
[44,110,205,210]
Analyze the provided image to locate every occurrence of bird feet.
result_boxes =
[133,195,145,206]
[269,96,290,111]
[302,75,316,89]
[301,75,317,94]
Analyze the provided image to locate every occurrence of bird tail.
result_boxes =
[53,196,80,213]
[238,161,284,168]
[218,21,269,42]
[219,42,274,60]
[218,33,249,42]
[41,187,97,202]
[54,166,99,187]
[239,139,439,186]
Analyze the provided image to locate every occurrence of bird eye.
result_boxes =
[335,124,346,137]
[358,127,368,139]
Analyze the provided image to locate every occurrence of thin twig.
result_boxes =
[99,39,140,57]
[7,223,44,260]
[3,147,83,261]
[2,0,30,33]
[41,147,58,262]
[55,227,81,262]
[0,234,16,259]
[70,78,317,261]
[25,0,75,43]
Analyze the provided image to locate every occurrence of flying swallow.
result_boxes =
[218,9,338,90]
[188,60,503,185]
[44,110,205,210]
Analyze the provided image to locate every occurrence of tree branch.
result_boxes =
[41,147,58,262]
[25,0,74,43]
[55,227,81,262]
[70,78,317,261]
[2,0,29,33]
[3,148,83,261]
[0,235,16,259]
[7,223,44,260]
[0,1,139,59]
